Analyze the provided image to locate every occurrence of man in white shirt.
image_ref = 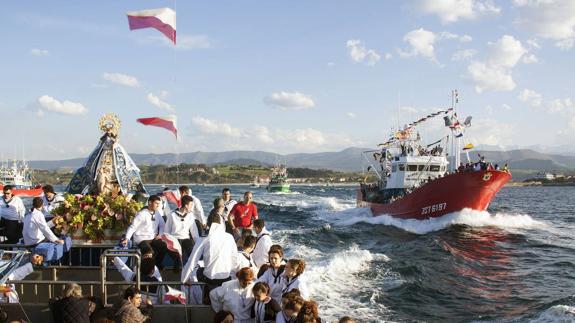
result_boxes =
[221,188,237,234]
[159,188,172,222]
[181,213,237,304]
[0,185,26,244]
[252,219,273,268]
[122,195,169,270]
[178,186,205,235]
[164,195,199,269]
[41,185,65,220]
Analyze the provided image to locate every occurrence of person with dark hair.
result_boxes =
[113,286,153,323]
[213,310,234,323]
[178,185,206,234]
[222,188,237,232]
[181,211,237,302]
[158,189,172,223]
[252,219,272,268]
[257,247,287,304]
[338,316,356,323]
[113,256,163,304]
[296,300,324,323]
[207,197,226,230]
[165,195,199,268]
[0,185,25,244]
[236,228,254,251]
[23,197,62,244]
[41,184,65,220]
[282,259,309,300]
[277,292,304,323]
[229,191,258,237]
[252,282,281,323]
[210,267,256,322]
[235,235,258,276]
[122,195,169,269]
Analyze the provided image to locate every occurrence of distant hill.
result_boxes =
[27,147,575,174]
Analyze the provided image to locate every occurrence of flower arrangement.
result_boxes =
[51,194,143,241]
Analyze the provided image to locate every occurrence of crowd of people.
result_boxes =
[0,184,357,322]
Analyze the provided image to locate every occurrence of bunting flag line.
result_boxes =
[127,7,176,44]
[137,115,178,139]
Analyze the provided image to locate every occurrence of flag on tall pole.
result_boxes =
[137,115,178,139]
[127,8,176,44]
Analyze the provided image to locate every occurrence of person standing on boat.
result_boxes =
[281,259,309,300]
[164,195,199,268]
[41,185,65,220]
[0,185,26,244]
[257,247,286,304]
[181,213,238,303]
[222,188,237,234]
[179,185,206,235]
[229,191,258,239]
[122,195,169,269]
[252,219,272,269]
[209,267,256,323]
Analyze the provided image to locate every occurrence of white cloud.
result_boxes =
[102,73,140,88]
[146,93,174,112]
[37,95,88,115]
[398,29,470,63]
[522,53,538,64]
[466,35,528,92]
[346,40,381,66]
[30,48,49,56]
[518,88,543,107]
[346,112,357,118]
[555,38,574,50]
[526,38,541,49]
[398,28,437,60]
[467,118,515,147]
[384,53,393,60]
[513,0,575,47]
[452,49,476,61]
[36,109,44,118]
[547,98,574,113]
[191,117,243,138]
[416,0,501,24]
[502,103,512,110]
[188,116,355,152]
[264,91,315,110]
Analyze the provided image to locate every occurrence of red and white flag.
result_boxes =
[137,115,178,139]
[160,233,182,259]
[164,286,186,304]
[163,190,182,208]
[127,8,176,44]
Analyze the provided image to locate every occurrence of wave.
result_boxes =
[291,244,393,321]
[528,304,575,322]
[325,207,542,234]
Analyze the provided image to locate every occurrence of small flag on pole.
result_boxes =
[127,8,176,44]
[463,143,474,150]
[137,115,178,139]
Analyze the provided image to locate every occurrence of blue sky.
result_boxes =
[1,0,574,160]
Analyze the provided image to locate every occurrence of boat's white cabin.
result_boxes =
[385,155,449,189]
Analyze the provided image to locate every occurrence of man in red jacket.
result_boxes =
[229,191,258,237]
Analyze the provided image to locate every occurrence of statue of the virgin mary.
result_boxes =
[66,114,147,196]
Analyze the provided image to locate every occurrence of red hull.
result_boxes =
[357,170,511,220]
[0,185,43,197]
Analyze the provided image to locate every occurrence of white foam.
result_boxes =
[258,191,355,213]
[529,305,575,322]
[327,207,542,234]
[292,244,394,321]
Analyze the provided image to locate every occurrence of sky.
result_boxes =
[1,0,574,160]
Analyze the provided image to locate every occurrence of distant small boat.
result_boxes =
[0,160,43,197]
[267,164,290,193]
[250,176,260,188]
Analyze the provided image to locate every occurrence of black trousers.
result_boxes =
[177,238,194,268]
[1,219,23,244]
[197,267,231,305]
[138,239,168,269]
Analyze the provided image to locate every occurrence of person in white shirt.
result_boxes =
[159,188,173,222]
[122,195,169,270]
[181,213,237,303]
[164,195,199,268]
[256,247,286,304]
[222,188,237,234]
[281,259,309,300]
[0,185,26,244]
[252,219,272,269]
[178,186,205,234]
[234,236,258,277]
[23,197,64,246]
[41,185,65,220]
[210,267,255,323]
[113,256,163,304]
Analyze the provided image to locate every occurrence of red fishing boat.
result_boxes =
[357,90,511,220]
[0,160,43,197]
